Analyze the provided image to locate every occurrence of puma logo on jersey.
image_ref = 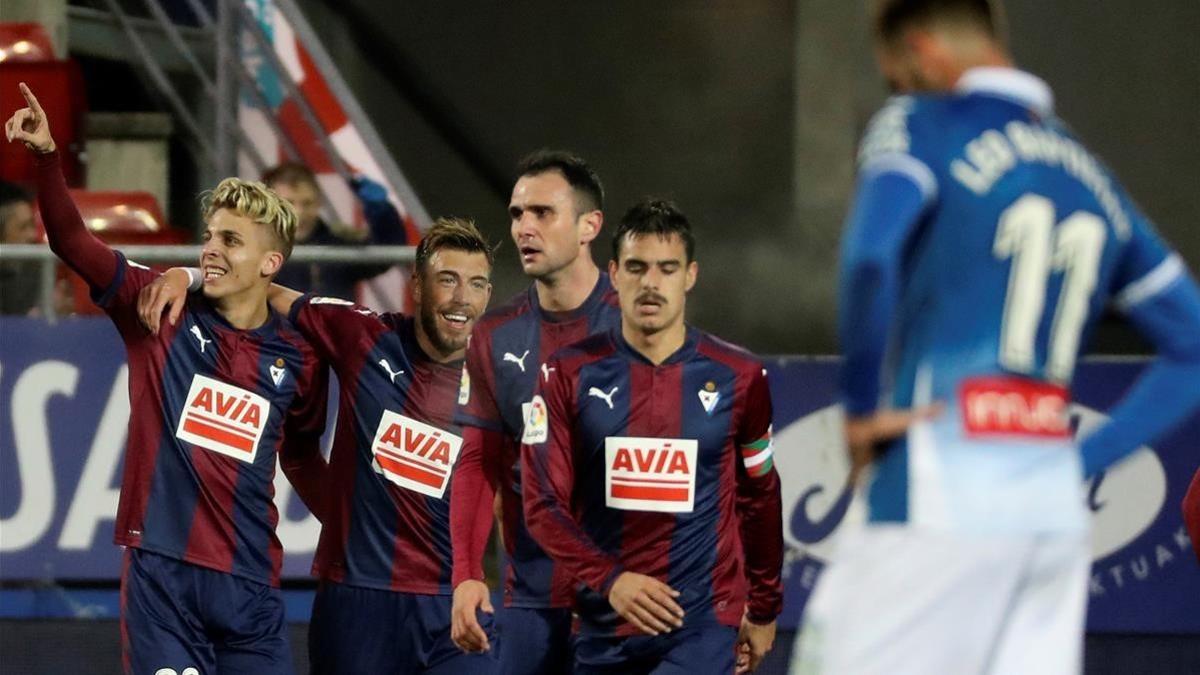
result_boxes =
[504,350,530,372]
[605,437,698,513]
[175,375,269,463]
[190,325,212,353]
[588,386,618,409]
[371,411,463,499]
[378,358,405,383]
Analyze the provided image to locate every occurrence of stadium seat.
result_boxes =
[0,22,56,63]
[33,191,190,315]
[0,58,87,187]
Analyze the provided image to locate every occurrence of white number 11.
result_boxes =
[994,193,1107,382]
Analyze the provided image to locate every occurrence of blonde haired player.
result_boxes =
[7,82,330,674]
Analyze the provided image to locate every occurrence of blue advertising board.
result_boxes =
[1,318,1197,631]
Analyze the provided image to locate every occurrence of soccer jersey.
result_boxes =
[453,274,622,607]
[842,68,1192,533]
[35,152,329,587]
[521,327,783,637]
[290,296,463,593]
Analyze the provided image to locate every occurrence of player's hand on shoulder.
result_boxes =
[138,267,194,335]
[607,571,684,636]
[735,615,776,673]
[450,579,493,653]
[5,83,55,154]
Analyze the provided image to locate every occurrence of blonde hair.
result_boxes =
[202,178,298,259]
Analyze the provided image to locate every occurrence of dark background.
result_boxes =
[285,0,1199,355]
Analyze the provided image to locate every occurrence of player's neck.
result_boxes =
[212,287,271,330]
[948,45,1014,86]
[535,254,600,313]
[623,320,686,366]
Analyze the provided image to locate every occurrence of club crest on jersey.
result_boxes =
[698,381,720,415]
[604,437,698,513]
[458,366,470,405]
[175,374,269,463]
[522,395,548,444]
[370,411,463,499]
[269,358,287,388]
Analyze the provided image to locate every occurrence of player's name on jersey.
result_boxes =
[950,121,1128,235]
[371,411,462,499]
[604,437,698,513]
[175,375,269,463]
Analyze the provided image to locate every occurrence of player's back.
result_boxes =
[861,70,1181,532]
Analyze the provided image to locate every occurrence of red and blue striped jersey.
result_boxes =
[35,152,329,588]
[290,296,464,594]
[452,275,621,607]
[521,327,783,636]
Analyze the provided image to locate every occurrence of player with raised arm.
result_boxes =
[521,199,783,674]
[5,83,330,675]
[449,151,622,673]
[139,218,500,673]
[791,2,1200,673]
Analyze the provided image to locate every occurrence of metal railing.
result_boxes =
[0,244,416,320]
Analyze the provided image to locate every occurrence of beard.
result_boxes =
[420,300,469,357]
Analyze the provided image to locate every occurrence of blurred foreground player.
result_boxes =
[6,83,330,674]
[141,218,499,673]
[792,2,1200,673]
[522,200,783,674]
[450,151,622,673]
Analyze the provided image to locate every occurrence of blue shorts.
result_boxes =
[308,581,499,674]
[120,547,292,675]
[496,607,573,675]
[573,624,737,675]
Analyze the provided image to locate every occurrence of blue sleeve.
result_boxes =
[838,168,930,416]
[1081,268,1200,477]
[352,176,410,246]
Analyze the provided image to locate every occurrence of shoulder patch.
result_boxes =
[857,96,915,167]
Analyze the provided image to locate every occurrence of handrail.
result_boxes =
[0,244,416,264]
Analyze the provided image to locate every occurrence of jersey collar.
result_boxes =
[955,67,1054,117]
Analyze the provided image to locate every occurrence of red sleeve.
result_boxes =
[1184,467,1200,565]
[735,366,784,623]
[288,294,382,363]
[451,424,505,586]
[35,151,122,295]
[521,359,623,594]
[278,349,331,522]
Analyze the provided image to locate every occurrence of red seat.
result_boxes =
[0,23,56,63]
[33,191,190,315]
[0,60,87,187]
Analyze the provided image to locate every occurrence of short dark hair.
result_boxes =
[415,216,495,274]
[612,198,695,263]
[0,181,31,210]
[261,162,318,189]
[516,149,604,214]
[873,0,1000,45]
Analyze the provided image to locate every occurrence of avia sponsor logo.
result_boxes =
[604,437,697,513]
[175,374,269,463]
[371,411,463,499]
[960,376,1070,439]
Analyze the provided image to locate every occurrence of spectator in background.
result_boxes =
[0,180,41,314]
[262,162,410,300]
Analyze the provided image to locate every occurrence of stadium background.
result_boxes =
[1,0,1198,673]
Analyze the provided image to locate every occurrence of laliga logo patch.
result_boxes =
[604,437,698,513]
[176,374,269,463]
[698,381,720,415]
[522,395,549,444]
[370,411,463,499]
[269,358,287,388]
[458,366,470,405]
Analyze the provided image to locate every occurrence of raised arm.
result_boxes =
[7,83,118,292]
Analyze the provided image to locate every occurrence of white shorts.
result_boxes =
[790,525,1089,675]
